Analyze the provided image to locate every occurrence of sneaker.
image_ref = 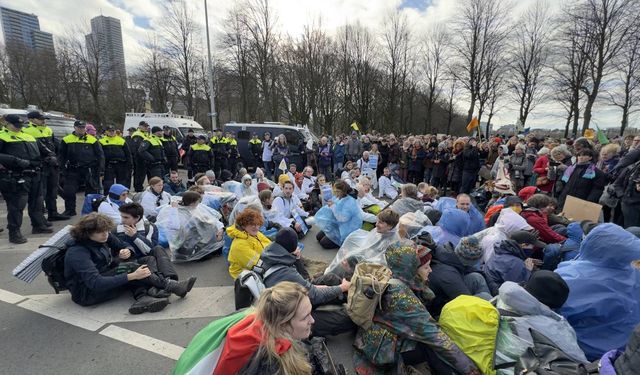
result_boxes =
[32,227,54,234]
[128,296,169,315]
[48,212,71,221]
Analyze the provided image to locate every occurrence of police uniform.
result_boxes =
[180,132,197,178]
[23,112,68,220]
[187,140,214,174]
[138,128,166,180]
[249,137,262,169]
[161,129,179,172]
[227,136,240,173]
[59,123,104,215]
[0,115,51,243]
[99,130,132,193]
[210,133,229,177]
[131,125,149,192]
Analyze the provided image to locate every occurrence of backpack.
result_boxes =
[234,262,287,310]
[41,245,69,293]
[346,262,394,329]
[81,193,106,215]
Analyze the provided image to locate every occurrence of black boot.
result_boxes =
[9,231,27,244]
[164,277,197,298]
[128,295,169,314]
[61,210,77,217]
[147,287,171,299]
[32,226,54,234]
[44,221,53,227]
[48,212,71,221]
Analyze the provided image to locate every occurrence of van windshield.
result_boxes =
[179,127,206,136]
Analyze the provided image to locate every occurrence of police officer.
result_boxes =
[23,111,70,221]
[210,128,229,177]
[249,132,262,170]
[187,135,214,174]
[161,126,179,172]
[139,126,166,180]
[180,129,197,179]
[100,125,132,193]
[226,131,240,175]
[131,121,150,192]
[0,115,53,243]
[59,121,104,216]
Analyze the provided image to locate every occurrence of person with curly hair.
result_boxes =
[226,208,271,279]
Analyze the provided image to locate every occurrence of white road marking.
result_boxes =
[100,325,185,360]
[0,288,27,304]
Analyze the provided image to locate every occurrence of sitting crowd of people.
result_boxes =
[31,129,640,375]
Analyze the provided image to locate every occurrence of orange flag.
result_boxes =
[466,116,479,133]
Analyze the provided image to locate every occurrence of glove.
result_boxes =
[44,155,59,167]
[15,158,30,169]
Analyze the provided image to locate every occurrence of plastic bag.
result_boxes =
[398,211,432,239]
[325,228,400,278]
[156,204,224,263]
[314,196,362,245]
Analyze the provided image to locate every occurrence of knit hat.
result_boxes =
[537,147,550,156]
[524,270,570,309]
[416,245,432,266]
[278,174,290,186]
[205,170,216,181]
[426,209,442,225]
[151,126,163,134]
[275,227,298,253]
[509,230,546,248]
[518,186,540,203]
[109,183,129,197]
[454,236,483,266]
[257,182,271,192]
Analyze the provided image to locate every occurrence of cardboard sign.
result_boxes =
[562,195,602,223]
[369,154,378,170]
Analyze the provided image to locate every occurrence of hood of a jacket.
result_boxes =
[497,281,561,320]
[260,242,297,267]
[576,223,640,268]
[494,239,528,260]
[385,241,427,292]
[433,243,465,273]
[495,208,533,235]
[226,224,248,240]
[565,222,584,244]
[438,208,471,238]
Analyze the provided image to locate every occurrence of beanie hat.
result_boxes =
[108,184,129,202]
[426,210,442,226]
[524,270,570,309]
[257,182,270,192]
[205,170,216,180]
[416,245,432,267]
[454,236,483,266]
[275,227,298,253]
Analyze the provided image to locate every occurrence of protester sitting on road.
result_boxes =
[97,184,132,225]
[315,179,363,249]
[235,174,257,199]
[390,183,423,216]
[491,272,588,373]
[226,208,271,279]
[484,230,546,295]
[353,242,480,375]
[211,282,315,374]
[271,180,310,238]
[114,202,172,275]
[378,167,398,199]
[64,213,196,314]
[163,170,186,196]
[521,194,566,244]
[139,176,172,221]
[260,227,354,337]
[484,195,523,227]
[557,223,640,361]
[272,173,290,197]
[428,236,492,316]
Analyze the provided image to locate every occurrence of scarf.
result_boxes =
[107,193,126,207]
[561,162,596,183]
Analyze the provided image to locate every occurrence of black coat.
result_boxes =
[558,163,606,209]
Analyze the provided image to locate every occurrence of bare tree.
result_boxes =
[443,74,460,135]
[453,0,511,124]
[576,0,640,131]
[162,0,200,116]
[421,24,447,134]
[381,11,411,131]
[607,32,640,135]
[510,1,552,126]
[137,36,175,113]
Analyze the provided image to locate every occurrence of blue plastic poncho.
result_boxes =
[314,195,362,246]
[421,208,470,247]
[433,197,485,235]
[556,223,640,361]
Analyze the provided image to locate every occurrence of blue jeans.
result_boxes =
[333,162,343,178]
[263,161,273,179]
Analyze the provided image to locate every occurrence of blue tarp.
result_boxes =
[557,223,640,361]
[434,197,485,235]
[314,195,362,245]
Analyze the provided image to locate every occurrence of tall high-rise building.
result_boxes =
[85,15,126,80]
[0,7,55,53]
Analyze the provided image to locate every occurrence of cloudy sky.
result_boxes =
[1,0,633,131]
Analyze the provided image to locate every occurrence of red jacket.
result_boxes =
[532,155,553,192]
[521,209,566,244]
